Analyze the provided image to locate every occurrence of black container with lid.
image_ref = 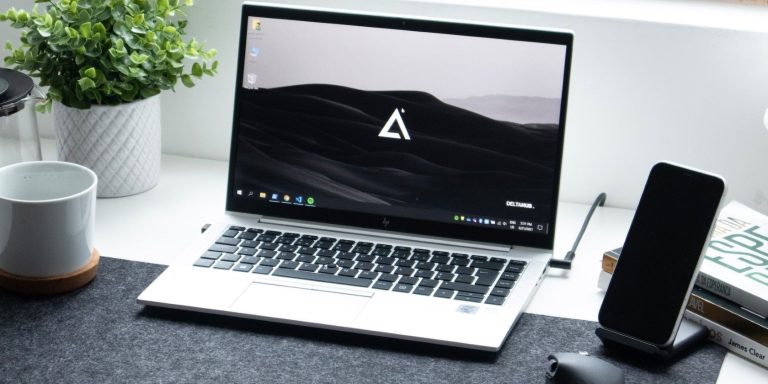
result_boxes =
[0,68,42,166]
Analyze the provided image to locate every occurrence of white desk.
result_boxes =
[41,144,767,382]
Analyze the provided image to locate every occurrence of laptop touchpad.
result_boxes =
[229,281,372,326]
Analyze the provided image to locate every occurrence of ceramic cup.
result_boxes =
[0,161,97,279]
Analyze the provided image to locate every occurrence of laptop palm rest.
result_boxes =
[229,280,372,326]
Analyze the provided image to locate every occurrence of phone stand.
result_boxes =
[595,318,709,360]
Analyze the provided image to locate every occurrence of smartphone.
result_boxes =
[598,162,726,346]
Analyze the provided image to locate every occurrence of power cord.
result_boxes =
[549,192,607,270]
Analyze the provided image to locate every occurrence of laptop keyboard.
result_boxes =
[193,226,527,306]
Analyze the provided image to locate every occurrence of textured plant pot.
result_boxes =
[54,96,161,198]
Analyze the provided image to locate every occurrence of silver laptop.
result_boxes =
[138,1,573,351]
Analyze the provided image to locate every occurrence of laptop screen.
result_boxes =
[228,3,573,249]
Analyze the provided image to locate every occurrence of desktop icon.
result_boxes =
[251,18,262,31]
[307,197,315,205]
[236,190,243,196]
[249,47,260,57]
[271,193,278,200]
[246,73,258,89]
[453,215,459,221]
[295,196,304,204]
[283,194,290,202]
[259,192,266,199]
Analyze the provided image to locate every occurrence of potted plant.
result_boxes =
[1,0,217,197]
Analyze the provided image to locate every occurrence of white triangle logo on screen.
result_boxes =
[378,108,411,140]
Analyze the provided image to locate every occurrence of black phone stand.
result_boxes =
[595,318,709,360]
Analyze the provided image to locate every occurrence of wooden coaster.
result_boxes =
[0,249,100,295]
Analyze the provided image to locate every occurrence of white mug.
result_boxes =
[0,161,97,278]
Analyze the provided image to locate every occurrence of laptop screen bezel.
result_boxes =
[227,2,573,250]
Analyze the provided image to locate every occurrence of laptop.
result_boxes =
[138,1,573,352]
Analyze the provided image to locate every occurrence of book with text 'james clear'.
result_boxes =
[601,201,768,317]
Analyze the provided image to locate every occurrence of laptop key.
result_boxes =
[471,261,505,271]
[338,268,358,277]
[222,229,240,238]
[253,265,273,275]
[234,263,253,273]
[216,237,241,246]
[501,272,520,281]
[209,244,238,254]
[241,256,260,264]
[496,280,516,289]
[220,253,240,262]
[393,283,413,293]
[398,276,419,285]
[440,282,489,295]
[353,262,375,271]
[413,286,434,296]
[259,259,279,267]
[193,258,215,268]
[474,270,499,286]
[279,261,300,269]
[373,280,393,290]
[299,263,319,272]
[257,250,277,258]
[434,289,454,299]
[319,265,338,274]
[259,243,279,251]
[418,279,439,288]
[315,256,334,265]
[491,287,511,297]
[213,261,234,270]
[485,296,505,306]
[200,251,221,260]
[240,240,259,248]
[414,270,434,279]
[454,295,483,303]
[273,268,372,288]
[237,232,258,240]
[430,255,450,264]
[436,272,455,281]
[454,275,475,284]
[295,254,315,263]
[336,251,356,260]
[238,247,257,256]
[378,273,398,282]
[358,271,378,280]
[277,252,296,260]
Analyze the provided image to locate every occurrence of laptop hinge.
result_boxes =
[257,216,512,253]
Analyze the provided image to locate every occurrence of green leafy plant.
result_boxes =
[0,0,217,111]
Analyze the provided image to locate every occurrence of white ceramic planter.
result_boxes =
[54,96,161,197]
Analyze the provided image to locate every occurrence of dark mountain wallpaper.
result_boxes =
[234,84,560,222]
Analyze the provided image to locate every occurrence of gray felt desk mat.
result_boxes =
[0,257,725,383]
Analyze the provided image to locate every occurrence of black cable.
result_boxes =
[549,192,607,270]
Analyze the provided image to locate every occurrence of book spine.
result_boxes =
[601,249,768,317]
[686,289,768,346]
[684,310,768,369]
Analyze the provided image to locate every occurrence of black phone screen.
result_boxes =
[598,162,725,346]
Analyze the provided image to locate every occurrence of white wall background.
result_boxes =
[3,0,768,212]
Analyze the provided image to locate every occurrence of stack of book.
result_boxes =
[598,201,768,368]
